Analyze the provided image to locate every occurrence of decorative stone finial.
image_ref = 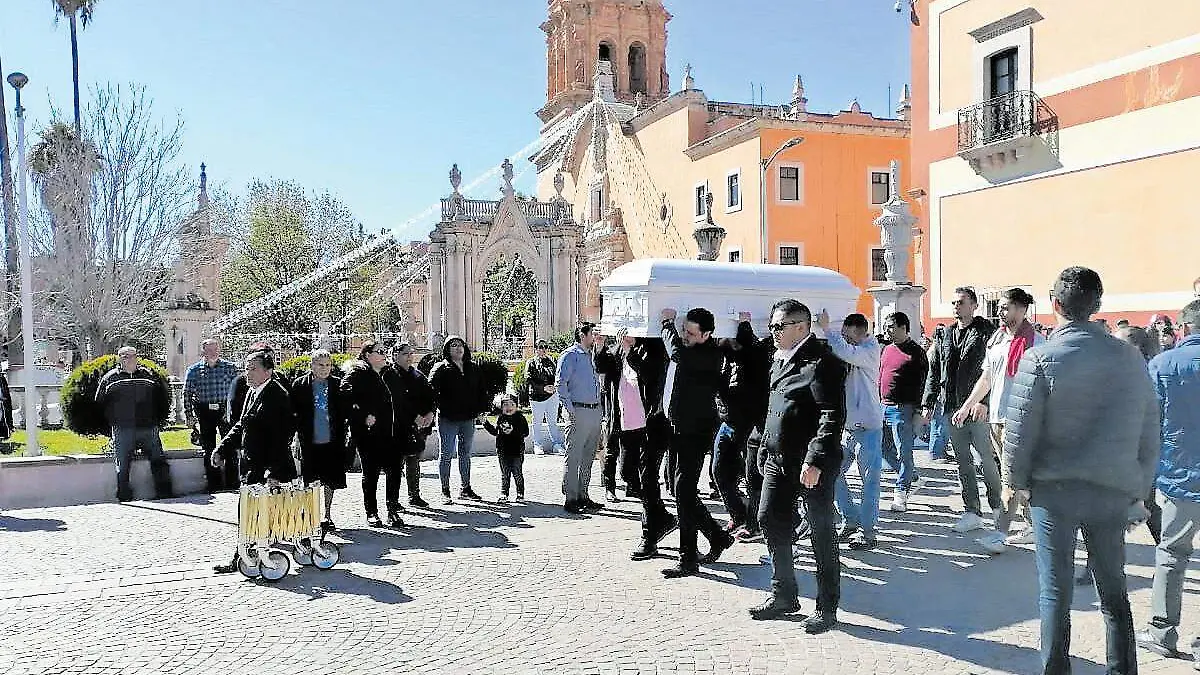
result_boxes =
[198,163,209,209]
[553,170,565,199]
[634,91,645,109]
[896,83,912,121]
[873,159,916,284]
[682,63,694,92]
[449,163,462,194]
[787,74,806,112]
[693,189,726,261]
[501,159,515,198]
[849,99,862,114]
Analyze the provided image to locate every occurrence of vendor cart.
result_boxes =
[236,480,340,582]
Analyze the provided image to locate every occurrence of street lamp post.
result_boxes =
[337,273,350,353]
[759,136,804,263]
[7,72,38,456]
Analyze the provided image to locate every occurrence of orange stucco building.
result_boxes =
[533,0,912,319]
[909,0,1200,328]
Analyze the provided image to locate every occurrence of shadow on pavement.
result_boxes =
[120,501,237,527]
[273,567,412,604]
[0,514,67,532]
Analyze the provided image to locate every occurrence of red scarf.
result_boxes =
[1006,320,1036,378]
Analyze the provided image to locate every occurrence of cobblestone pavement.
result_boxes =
[1,453,1198,675]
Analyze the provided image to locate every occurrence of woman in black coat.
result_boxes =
[291,349,348,531]
[383,342,437,509]
[340,340,400,528]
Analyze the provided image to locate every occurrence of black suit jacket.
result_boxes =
[661,319,724,436]
[290,372,347,459]
[761,335,847,474]
[217,379,298,485]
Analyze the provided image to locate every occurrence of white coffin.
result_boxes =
[598,259,861,338]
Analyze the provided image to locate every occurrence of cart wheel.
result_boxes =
[259,550,290,582]
[294,538,313,566]
[237,554,260,579]
[310,541,340,570]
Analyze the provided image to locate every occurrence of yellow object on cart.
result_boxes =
[238,482,322,544]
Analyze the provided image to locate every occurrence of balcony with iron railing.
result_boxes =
[956,90,1059,178]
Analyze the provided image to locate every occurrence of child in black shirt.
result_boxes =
[482,393,529,503]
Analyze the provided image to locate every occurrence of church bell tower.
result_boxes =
[538,0,671,123]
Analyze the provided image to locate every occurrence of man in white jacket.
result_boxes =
[818,311,884,550]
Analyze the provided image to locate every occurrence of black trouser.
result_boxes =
[663,444,678,497]
[743,425,765,534]
[194,404,235,492]
[715,422,752,527]
[759,456,840,611]
[603,428,645,494]
[639,413,673,542]
[393,453,421,500]
[673,427,724,566]
[499,452,525,496]
[361,448,401,517]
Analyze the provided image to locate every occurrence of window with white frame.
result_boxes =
[694,182,708,219]
[778,165,802,202]
[870,171,890,205]
[779,245,801,266]
[726,170,741,211]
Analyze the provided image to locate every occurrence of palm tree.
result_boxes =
[51,0,100,136]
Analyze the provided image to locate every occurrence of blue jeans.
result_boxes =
[928,402,950,459]
[437,417,476,493]
[834,427,883,538]
[1031,481,1136,675]
[881,404,918,491]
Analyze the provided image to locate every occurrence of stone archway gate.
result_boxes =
[427,161,585,350]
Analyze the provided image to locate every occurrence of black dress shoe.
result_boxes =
[748,596,801,620]
[564,501,586,514]
[409,495,429,509]
[630,545,658,561]
[801,610,838,634]
[699,532,734,565]
[582,499,604,511]
[661,564,698,579]
[366,514,384,528]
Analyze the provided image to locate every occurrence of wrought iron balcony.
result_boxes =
[956,90,1059,175]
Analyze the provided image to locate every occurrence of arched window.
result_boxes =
[598,42,612,61]
[628,42,647,94]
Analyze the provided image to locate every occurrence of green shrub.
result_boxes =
[278,353,353,381]
[545,331,574,352]
[471,351,510,401]
[60,355,171,436]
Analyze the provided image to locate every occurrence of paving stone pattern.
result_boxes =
[0,454,1197,674]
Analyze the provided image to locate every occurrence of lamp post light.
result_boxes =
[337,272,350,353]
[7,72,38,456]
[759,136,804,264]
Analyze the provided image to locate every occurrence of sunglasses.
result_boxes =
[370,349,388,355]
[768,320,804,332]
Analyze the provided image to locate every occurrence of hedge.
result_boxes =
[278,353,354,381]
[511,351,560,407]
[61,355,172,436]
[472,351,510,402]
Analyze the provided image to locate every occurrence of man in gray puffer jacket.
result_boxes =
[1003,266,1160,675]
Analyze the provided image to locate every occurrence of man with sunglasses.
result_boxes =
[749,299,846,633]
[922,286,1001,534]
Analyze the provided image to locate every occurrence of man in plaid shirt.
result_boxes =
[183,339,241,491]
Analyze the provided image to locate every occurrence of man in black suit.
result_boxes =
[659,306,735,579]
[750,299,846,633]
[212,350,298,574]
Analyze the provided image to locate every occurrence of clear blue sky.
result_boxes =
[0,0,910,243]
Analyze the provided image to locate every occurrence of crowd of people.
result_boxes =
[89,265,1200,675]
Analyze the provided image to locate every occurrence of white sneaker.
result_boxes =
[533,445,546,456]
[953,512,986,533]
[890,489,908,512]
[976,532,1008,554]
[1005,527,1036,545]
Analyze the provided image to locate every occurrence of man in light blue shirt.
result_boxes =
[817,311,883,550]
[557,322,604,514]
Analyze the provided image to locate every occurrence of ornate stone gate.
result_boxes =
[426,161,585,350]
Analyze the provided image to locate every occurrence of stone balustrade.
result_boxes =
[11,379,190,431]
